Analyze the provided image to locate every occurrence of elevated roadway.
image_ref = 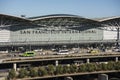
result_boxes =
[0,52,120,71]
[1,52,120,63]
[16,70,120,80]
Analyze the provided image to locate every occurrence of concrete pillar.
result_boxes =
[98,74,108,80]
[115,57,118,62]
[55,60,58,66]
[86,58,90,63]
[64,77,73,80]
[13,63,17,71]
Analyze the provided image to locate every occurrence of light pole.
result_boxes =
[116,27,120,48]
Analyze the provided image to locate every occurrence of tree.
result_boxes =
[107,61,116,70]
[115,61,120,70]
[86,63,96,72]
[99,63,108,70]
[55,65,64,75]
[95,63,101,71]
[78,64,87,72]
[69,64,77,73]
[38,66,48,76]
[47,65,55,75]
[8,69,16,79]
[63,65,70,74]
[29,67,38,77]
[18,68,28,78]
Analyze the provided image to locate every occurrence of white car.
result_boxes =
[56,50,69,55]
[114,48,120,52]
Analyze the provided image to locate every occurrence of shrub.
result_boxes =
[107,61,116,70]
[47,65,55,75]
[55,65,64,75]
[100,63,108,71]
[86,63,96,72]
[8,69,16,79]
[38,66,48,76]
[115,61,120,70]
[29,67,38,77]
[18,68,28,78]
[78,64,87,72]
[63,65,70,74]
[69,64,78,73]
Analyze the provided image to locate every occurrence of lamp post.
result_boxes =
[116,27,120,48]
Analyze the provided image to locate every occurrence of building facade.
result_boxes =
[0,14,119,48]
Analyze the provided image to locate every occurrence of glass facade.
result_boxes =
[10,26,103,43]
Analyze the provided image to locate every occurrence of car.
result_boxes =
[20,51,35,57]
[88,49,99,54]
[109,78,120,80]
[114,48,120,52]
[56,50,69,55]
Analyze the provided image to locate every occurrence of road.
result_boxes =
[0,52,120,63]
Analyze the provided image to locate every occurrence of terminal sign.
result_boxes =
[20,30,96,34]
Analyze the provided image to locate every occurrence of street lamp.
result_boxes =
[116,27,120,48]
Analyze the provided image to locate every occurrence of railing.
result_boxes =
[2,52,120,63]
[0,40,119,46]
[16,70,120,80]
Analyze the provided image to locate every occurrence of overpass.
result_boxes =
[16,70,120,80]
[0,53,120,80]
[0,53,120,71]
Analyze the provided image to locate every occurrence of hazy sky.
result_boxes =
[0,0,120,18]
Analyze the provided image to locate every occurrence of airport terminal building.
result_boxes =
[0,14,120,51]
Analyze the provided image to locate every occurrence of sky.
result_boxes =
[0,0,120,18]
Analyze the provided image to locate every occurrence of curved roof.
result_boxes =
[29,14,83,20]
[92,16,120,28]
[94,16,120,22]
[99,16,120,27]
[0,14,120,28]
[30,14,99,28]
[0,14,34,27]
[29,14,97,22]
[0,14,31,22]
[1,13,120,22]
